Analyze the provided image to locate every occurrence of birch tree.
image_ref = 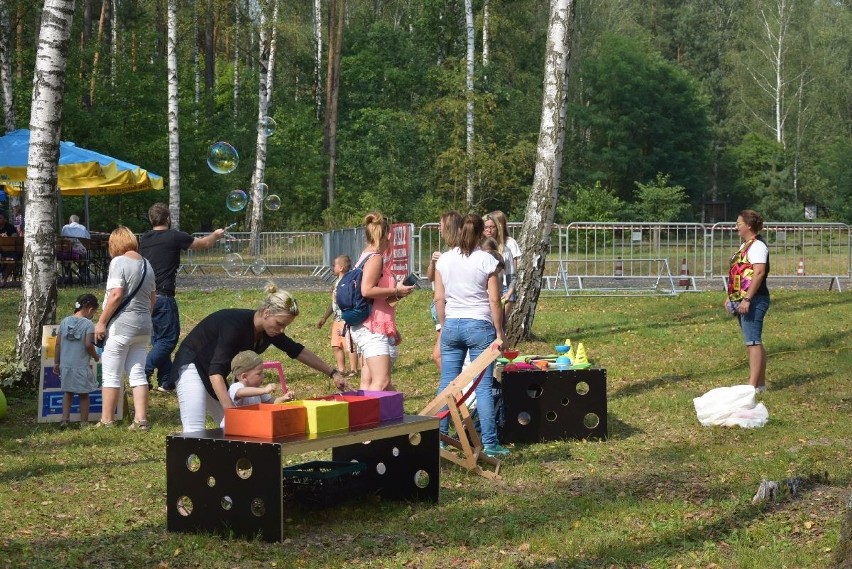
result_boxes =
[313,0,322,119]
[0,0,14,131]
[464,0,474,206]
[232,0,239,126]
[166,0,181,227]
[249,0,271,254]
[17,0,76,384]
[265,0,278,107]
[505,0,575,344]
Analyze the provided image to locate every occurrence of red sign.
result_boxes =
[385,223,411,281]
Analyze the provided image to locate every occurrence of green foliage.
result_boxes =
[556,181,628,223]
[632,173,690,222]
[572,34,712,204]
[727,133,800,221]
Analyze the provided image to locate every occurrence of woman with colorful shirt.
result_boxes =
[349,211,415,391]
[727,209,770,393]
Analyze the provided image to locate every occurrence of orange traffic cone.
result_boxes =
[614,258,623,277]
[678,258,690,287]
[797,258,805,276]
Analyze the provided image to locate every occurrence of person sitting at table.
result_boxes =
[12,205,23,236]
[0,211,19,285]
[60,214,91,258]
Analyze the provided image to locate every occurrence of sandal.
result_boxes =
[58,420,70,429]
[344,370,358,378]
[128,419,150,432]
[94,420,116,428]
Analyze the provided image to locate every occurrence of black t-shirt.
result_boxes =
[173,309,305,399]
[139,228,195,295]
[0,222,16,236]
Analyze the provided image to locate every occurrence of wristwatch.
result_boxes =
[328,369,339,378]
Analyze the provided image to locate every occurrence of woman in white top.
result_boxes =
[434,214,510,458]
[483,210,521,320]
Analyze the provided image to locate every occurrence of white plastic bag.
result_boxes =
[693,385,769,428]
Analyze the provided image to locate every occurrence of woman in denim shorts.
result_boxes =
[727,209,770,393]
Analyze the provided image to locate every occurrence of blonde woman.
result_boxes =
[172,285,347,432]
[349,212,415,391]
[94,226,156,429]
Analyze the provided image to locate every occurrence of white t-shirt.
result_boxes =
[436,247,499,321]
[219,381,273,428]
[743,239,768,264]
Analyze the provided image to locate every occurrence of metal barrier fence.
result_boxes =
[183,231,324,274]
[415,221,851,293]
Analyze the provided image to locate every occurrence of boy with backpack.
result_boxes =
[317,255,359,378]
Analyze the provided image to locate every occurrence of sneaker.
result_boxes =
[128,419,151,432]
[157,385,175,393]
[483,444,511,458]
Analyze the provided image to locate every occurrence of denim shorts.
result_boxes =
[738,295,770,346]
[502,275,517,303]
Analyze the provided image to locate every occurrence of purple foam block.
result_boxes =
[345,390,404,422]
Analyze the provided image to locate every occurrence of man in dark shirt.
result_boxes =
[139,203,225,392]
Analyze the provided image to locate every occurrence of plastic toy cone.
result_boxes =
[565,346,575,361]
[564,338,571,346]
[573,343,588,365]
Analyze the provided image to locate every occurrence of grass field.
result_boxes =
[1,286,851,568]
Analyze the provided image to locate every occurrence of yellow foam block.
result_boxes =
[292,399,349,434]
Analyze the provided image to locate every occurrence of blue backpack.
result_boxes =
[336,253,379,325]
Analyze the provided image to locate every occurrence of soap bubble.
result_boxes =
[226,189,248,212]
[251,257,266,274]
[255,182,269,199]
[264,194,281,211]
[207,142,239,174]
[223,253,242,272]
[259,117,277,137]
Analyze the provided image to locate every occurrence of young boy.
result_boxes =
[220,350,295,427]
[317,255,359,378]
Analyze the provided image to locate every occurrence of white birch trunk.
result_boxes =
[0,0,14,132]
[232,0,239,126]
[109,0,115,86]
[505,0,575,344]
[265,0,278,107]
[17,0,76,384]
[194,0,200,124]
[166,0,181,227]
[313,0,322,120]
[464,0,475,207]
[482,0,490,68]
[249,3,270,255]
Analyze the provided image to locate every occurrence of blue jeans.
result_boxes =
[738,295,770,346]
[146,295,180,388]
[438,318,498,445]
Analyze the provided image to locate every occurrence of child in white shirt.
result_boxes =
[220,350,295,428]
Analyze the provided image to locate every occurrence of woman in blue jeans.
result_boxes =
[434,214,509,458]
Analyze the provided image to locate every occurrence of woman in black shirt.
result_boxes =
[173,284,347,432]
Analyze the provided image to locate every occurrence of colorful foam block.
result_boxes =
[317,394,381,429]
[292,399,349,434]
[345,390,404,422]
[224,403,307,440]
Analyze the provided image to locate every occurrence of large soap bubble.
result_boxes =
[223,253,243,272]
[207,142,239,174]
[264,194,281,211]
[226,189,248,212]
[255,182,269,199]
[251,257,266,274]
[259,117,277,137]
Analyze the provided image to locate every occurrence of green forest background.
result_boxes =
[3,0,850,233]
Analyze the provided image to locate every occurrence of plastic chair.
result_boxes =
[419,345,503,480]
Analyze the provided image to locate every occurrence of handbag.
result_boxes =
[96,259,148,348]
